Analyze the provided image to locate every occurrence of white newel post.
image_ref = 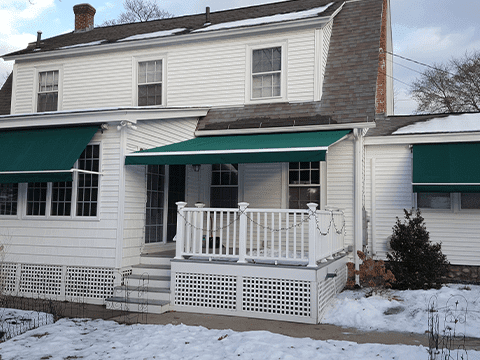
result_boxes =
[175,202,187,259]
[307,203,318,268]
[237,202,249,263]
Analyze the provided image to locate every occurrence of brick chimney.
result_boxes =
[73,3,96,32]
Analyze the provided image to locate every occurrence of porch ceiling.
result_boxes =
[0,125,99,183]
[125,130,350,165]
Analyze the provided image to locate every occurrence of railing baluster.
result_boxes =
[212,211,217,254]
[301,212,305,259]
[286,212,289,259]
[220,210,224,255]
[226,210,230,256]
[263,212,267,258]
[233,209,237,256]
[293,212,297,259]
[238,202,249,263]
[278,212,281,258]
[256,212,260,258]
[175,202,187,259]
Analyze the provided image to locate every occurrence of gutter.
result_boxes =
[195,121,375,137]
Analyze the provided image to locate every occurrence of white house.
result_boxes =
[0,0,396,323]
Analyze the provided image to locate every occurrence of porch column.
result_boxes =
[237,202,249,263]
[353,128,363,284]
[307,202,318,268]
[175,202,187,259]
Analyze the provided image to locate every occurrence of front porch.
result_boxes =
[170,202,348,324]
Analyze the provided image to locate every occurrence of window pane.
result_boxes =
[145,164,165,243]
[461,193,480,209]
[51,182,72,216]
[76,145,100,217]
[210,164,238,208]
[27,182,48,216]
[38,71,59,112]
[0,183,18,216]
[417,192,451,209]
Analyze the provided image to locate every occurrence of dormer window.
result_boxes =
[252,47,281,99]
[37,70,59,112]
[138,60,163,106]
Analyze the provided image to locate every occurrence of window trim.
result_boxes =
[246,41,287,104]
[34,65,63,112]
[133,55,167,107]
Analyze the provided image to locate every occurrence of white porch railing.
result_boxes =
[175,202,346,267]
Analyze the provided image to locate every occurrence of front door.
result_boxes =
[145,164,185,243]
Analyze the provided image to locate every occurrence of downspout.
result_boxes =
[115,126,127,270]
[353,128,363,284]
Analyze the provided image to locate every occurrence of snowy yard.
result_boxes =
[0,284,479,360]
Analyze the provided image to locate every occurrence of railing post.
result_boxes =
[237,202,249,263]
[307,203,318,268]
[175,202,187,259]
[195,203,205,253]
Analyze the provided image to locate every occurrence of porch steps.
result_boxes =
[105,252,173,314]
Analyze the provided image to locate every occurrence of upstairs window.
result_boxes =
[37,70,59,112]
[289,162,320,209]
[252,47,281,99]
[138,60,163,106]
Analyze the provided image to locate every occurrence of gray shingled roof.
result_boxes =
[367,113,454,136]
[0,73,12,115]
[3,0,342,57]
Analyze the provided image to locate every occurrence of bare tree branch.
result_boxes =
[102,0,173,26]
[410,51,480,114]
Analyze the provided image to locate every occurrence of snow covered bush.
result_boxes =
[387,209,449,290]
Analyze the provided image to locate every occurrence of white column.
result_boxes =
[307,202,318,268]
[175,202,187,260]
[237,202,249,263]
[353,128,363,284]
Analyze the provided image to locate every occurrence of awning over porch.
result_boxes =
[0,125,99,183]
[413,142,480,192]
[125,130,350,165]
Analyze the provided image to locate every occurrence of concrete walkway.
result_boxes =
[55,302,480,351]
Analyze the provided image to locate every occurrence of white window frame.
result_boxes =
[0,183,20,218]
[246,42,287,103]
[133,55,167,107]
[21,142,101,221]
[210,164,240,209]
[287,161,321,210]
[34,65,63,112]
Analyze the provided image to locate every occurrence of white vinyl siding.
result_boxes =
[326,138,355,248]
[243,163,283,209]
[366,143,480,266]
[11,28,322,113]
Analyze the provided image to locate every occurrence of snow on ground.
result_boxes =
[323,284,480,337]
[0,319,428,360]
[1,284,480,359]
[393,112,480,134]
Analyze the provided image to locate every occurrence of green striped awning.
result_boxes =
[0,126,99,183]
[413,142,480,193]
[125,130,350,165]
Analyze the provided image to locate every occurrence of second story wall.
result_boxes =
[12,26,326,114]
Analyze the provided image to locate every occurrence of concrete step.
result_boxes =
[105,297,170,314]
[126,274,171,288]
[131,264,171,277]
[140,254,174,266]
[113,285,170,302]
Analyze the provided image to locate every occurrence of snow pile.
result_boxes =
[0,319,428,360]
[393,112,480,134]
[59,40,106,49]
[118,28,187,42]
[194,3,335,33]
[323,284,480,337]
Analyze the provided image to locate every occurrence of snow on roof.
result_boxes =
[393,113,480,135]
[193,3,335,33]
[59,40,106,49]
[118,28,187,42]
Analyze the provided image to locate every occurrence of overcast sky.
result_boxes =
[1,0,479,114]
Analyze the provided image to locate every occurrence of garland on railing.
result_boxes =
[177,207,346,236]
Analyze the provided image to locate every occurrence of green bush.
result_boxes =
[387,209,449,290]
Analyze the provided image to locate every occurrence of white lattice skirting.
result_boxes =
[1,262,117,304]
[171,256,348,324]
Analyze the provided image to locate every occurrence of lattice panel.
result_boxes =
[335,265,347,294]
[121,268,133,286]
[65,267,114,299]
[242,277,311,317]
[318,277,336,319]
[19,264,62,296]
[174,272,236,310]
[1,263,18,293]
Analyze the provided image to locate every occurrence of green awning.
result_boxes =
[413,142,480,193]
[125,130,350,166]
[0,126,99,183]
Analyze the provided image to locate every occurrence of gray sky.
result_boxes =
[1,0,479,114]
